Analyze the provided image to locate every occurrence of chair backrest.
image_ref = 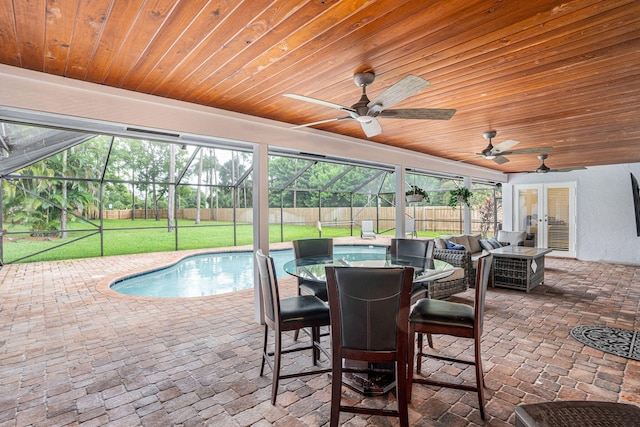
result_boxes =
[293,238,333,258]
[496,230,527,246]
[389,238,427,258]
[390,238,434,270]
[474,253,493,332]
[326,266,413,353]
[361,220,374,232]
[425,239,435,269]
[405,218,416,234]
[255,249,280,325]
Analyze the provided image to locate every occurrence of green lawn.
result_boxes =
[1,219,441,264]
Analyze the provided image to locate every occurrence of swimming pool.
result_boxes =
[110,245,386,298]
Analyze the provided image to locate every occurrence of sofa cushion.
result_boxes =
[468,233,482,253]
[438,266,465,282]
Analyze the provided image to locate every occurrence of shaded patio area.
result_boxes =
[1,242,639,426]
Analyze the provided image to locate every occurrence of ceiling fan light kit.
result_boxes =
[284,72,456,138]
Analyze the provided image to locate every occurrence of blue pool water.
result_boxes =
[110,245,386,298]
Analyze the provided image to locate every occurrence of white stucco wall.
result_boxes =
[504,163,640,266]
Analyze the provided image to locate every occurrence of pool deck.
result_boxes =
[1,236,640,426]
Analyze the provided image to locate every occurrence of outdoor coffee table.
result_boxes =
[489,246,552,293]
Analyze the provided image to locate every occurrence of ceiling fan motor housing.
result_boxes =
[483,130,497,140]
[353,72,375,87]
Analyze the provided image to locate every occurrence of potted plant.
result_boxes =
[406,185,429,203]
[448,187,473,208]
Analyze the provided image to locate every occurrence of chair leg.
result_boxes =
[427,333,434,348]
[293,286,302,341]
[407,327,415,402]
[330,357,343,427]
[474,337,486,420]
[396,358,409,427]
[312,326,320,365]
[415,332,433,374]
[271,329,282,405]
[416,333,423,374]
[260,324,268,376]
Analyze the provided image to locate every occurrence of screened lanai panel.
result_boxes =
[0,122,98,176]
[406,172,463,206]
[0,181,101,263]
[267,156,315,191]
[180,147,252,188]
[12,134,111,180]
[290,162,385,193]
[104,138,192,184]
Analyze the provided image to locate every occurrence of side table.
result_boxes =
[490,246,552,292]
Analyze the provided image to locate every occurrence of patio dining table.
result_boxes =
[283,251,455,396]
[282,252,455,286]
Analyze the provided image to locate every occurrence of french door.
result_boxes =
[514,183,576,257]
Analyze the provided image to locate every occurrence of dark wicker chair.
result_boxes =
[255,249,331,405]
[325,266,413,427]
[408,254,493,420]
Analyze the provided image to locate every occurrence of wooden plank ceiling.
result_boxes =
[1,0,639,173]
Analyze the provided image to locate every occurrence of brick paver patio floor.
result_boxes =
[1,241,639,426]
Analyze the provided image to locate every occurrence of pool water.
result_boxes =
[110,245,386,298]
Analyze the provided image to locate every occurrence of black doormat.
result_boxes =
[570,325,640,361]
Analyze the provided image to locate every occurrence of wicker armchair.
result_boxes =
[433,248,474,290]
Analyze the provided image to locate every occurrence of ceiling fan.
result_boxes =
[283,72,456,138]
[525,154,587,173]
[469,131,553,165]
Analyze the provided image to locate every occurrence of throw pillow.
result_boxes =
[450,235,471,251]
[486,237,502,249]
[468,234,483,253]
[446,240,466,251]
[479,239,493,251]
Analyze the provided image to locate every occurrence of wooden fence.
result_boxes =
[103,206,495,234]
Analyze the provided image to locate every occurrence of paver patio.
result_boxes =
[1,239,639,426]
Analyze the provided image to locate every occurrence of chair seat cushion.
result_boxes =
[410,298,474,329]
[280,295,329,324]
[299,280,328,301]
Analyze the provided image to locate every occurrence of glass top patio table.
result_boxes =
[283,253,455,284]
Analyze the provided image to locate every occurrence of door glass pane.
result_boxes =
[518,188,539,246]
[547,187,570,251]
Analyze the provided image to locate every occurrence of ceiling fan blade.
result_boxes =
[367,75,430,111]
[283,93,356,113]
[492,156,509,165]
[379,108,456,120]
[514,165,587,173]
[491,139,519,154]
[551,166,587,172]
[499,146,553,156]
[360,117,382,137]
[290,117,353,129]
